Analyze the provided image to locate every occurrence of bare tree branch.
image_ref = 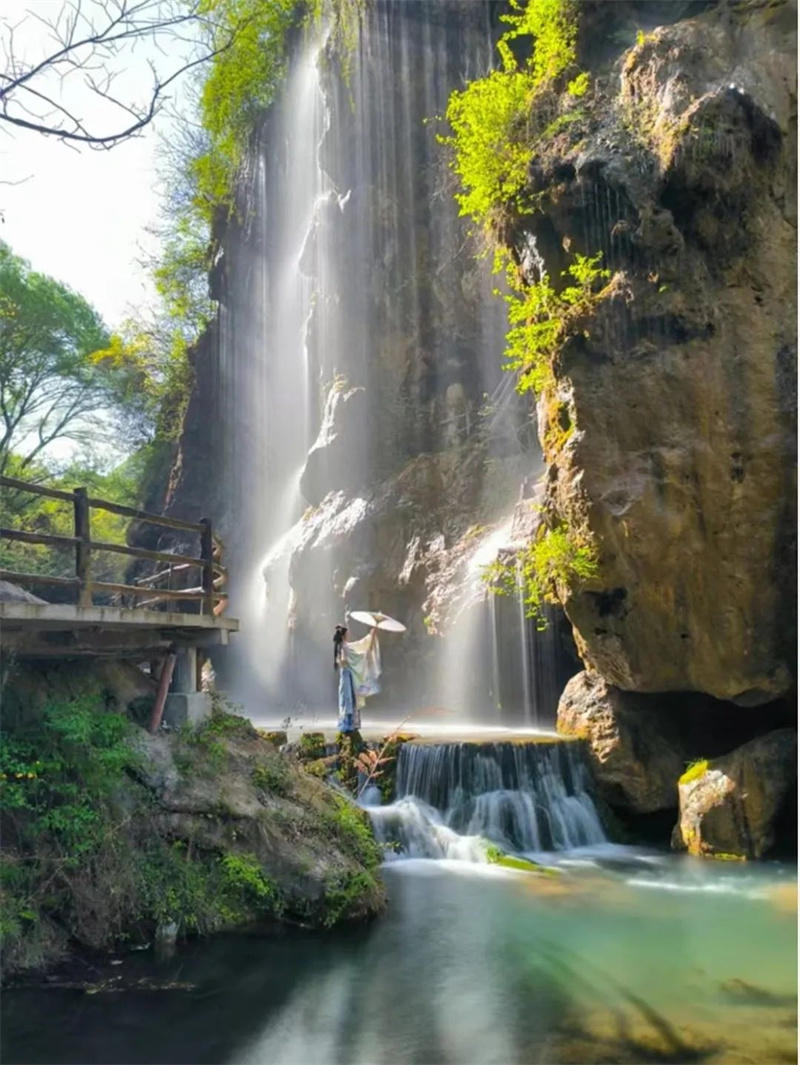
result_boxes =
[0,0,247,149]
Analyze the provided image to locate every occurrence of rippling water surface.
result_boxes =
[3,849,796,1065]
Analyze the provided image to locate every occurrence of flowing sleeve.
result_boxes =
[345,633,381,697]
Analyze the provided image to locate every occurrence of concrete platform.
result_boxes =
[0,602,239,657]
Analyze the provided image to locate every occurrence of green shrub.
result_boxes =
[484,521,598,627]
[0,692,135,858]
[251,757,291,795]
[323,795,381,869]
[138,844,283,932]
[441,0,582,229]
[503,251,610,397]
[297,731,327,761]
[320,870,379,927]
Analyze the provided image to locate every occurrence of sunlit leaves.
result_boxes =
[484,521,598,627]
[503,251,610,396]
[442,0,582,230]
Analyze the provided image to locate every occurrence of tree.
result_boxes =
[0,241,145,476]
[0,0,244,149]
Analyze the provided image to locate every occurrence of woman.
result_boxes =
[333,623,381,732]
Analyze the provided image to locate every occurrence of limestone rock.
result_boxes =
[676,728,797,858]
[2,660,155,721]
[518,1,796,703]
[300,381,368,505]
[283,444,523,706]
[557,670,686,813]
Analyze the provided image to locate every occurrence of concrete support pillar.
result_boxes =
[164,645,210,727]
[172,646,197,694]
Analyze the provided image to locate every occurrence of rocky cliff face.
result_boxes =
[515,0,796,704]
[167,0,794,745]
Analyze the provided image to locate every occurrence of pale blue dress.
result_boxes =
[337,633,381,732]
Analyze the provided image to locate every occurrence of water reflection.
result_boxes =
[3,858,796,1065]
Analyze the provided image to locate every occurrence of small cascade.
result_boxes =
[369,741,606,862]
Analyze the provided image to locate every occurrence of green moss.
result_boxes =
[485,843,560,876]
[320,870,380,927]
[680,759,710,785]
[335,730,365,792]
[712,851,746,862]
[322,795,382,869]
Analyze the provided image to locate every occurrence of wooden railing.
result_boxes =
[0,476,227,615]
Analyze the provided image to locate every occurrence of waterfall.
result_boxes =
[206,2,573,726]
[369,740,606,861]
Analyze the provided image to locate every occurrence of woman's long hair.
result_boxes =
[333,625,347,669]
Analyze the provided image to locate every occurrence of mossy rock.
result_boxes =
[485,842,561,877]
[259,730,288,748]
[297,732,327,761]
[336,730,365,794]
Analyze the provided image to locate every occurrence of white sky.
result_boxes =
[1,1,201,328]
[2,129,162,327]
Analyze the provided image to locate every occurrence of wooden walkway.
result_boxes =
[0,476,238,659]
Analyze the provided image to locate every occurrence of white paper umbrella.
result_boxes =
[348,610,406,633]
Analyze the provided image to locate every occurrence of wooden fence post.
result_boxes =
[73,487,92,608]
[199,518,214,617]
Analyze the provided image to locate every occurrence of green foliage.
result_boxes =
[485,842,557,873]
[322,794,381,869]
[566,71,590,97]
[297,731,327,761]
[0,689,141,966]
[219,852,281,915]
[680,759,710,785]
[443,69,536,224]
[251,756,291,795]
[0,241,148,475]
[485,521,598,626]
[503,251,609,397]
[441,0,582,229]
[499,0,578,84]
[0,692,135,858]
[192,0,299,220]
[320,870,379,928]
[139,844,283,932]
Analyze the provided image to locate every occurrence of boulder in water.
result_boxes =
[674,728,797,859]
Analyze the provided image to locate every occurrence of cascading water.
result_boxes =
[208,2,575,728]
[368,740,606,862]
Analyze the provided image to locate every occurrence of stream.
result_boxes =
[3,851,795,1065]
[3,737,796,1065]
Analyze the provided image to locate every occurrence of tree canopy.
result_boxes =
[0,241,146,476]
